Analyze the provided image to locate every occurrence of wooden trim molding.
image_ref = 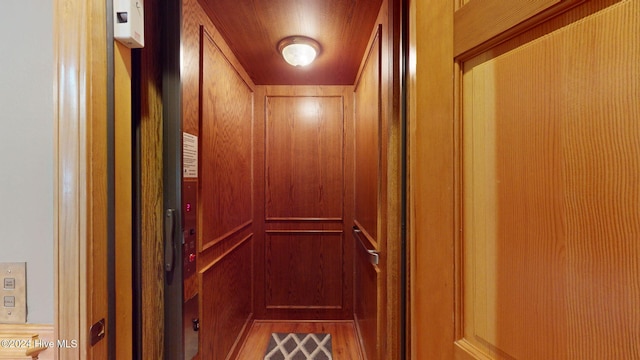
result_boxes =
[0,324,54,360]
[54,0,109,358]
[200,221,252,252]
[408,0,456,357]
[454,0,585,58]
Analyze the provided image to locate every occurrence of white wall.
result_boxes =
[0,0,54,324]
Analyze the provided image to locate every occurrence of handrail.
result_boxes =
[352,226,379,265]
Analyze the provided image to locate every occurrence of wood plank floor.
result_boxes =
[234,320,364,360]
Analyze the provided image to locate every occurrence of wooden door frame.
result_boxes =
[407,0,456,357]
[385,0,405,358]
[54,0,109,358]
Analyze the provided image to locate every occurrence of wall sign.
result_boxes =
[183,132,198,178]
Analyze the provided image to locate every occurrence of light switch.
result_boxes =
[4,296,15,307]
[4,278,15,290]
[0,262,26,323]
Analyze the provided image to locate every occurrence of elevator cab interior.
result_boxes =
[156,0,404,359]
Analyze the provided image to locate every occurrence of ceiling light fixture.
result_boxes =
[277,36,321,67]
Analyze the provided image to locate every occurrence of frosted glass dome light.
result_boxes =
[278,36,321,67]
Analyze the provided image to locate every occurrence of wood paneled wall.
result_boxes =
[199,26,253,250]
[199,237,252,360]
[354,27,381,248]
[354,238,379,360]
[352,1,393,357]
[265,96,344,219]
[182,0,256,358]
[254,86,354,320]
[353,25,382,360]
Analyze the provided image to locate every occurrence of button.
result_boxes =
[4,296,15,307]
[189,254,196,263]
[4,278,15,290]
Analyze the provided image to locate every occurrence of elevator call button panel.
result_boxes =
[183,181,197,278]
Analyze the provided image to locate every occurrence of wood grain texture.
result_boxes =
[87,5,110,355]
[353,2,405,358]
[199,26,254,250]
[114,41,133,359]
[265,96,344,220]
[180,3,259,357]
[265,233,344,310]
[139,0,165,356]
[0,324,55,360]
[199,236,253,360]
[379,1,405,358]
[407,0,456,358]
[255,86,354,321]
[461,0,640,358]
[353,21,384,360]
[181,0,256,135]
[354,240,380,360]
[354,26,381,247]
[198,0,383,85]
[235,321,364,360]
[54,0,109,357]
[454,0,585,58]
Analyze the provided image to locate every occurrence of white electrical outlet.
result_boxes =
[0,262,26,324]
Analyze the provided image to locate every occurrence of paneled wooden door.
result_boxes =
[411,0,640,358]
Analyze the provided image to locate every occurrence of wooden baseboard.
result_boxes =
[0,324,54,360]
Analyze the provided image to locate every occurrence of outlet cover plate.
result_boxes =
[0,262,26,324]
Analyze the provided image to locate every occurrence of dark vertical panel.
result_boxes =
[136,0,166,358]
[162,0,183,359]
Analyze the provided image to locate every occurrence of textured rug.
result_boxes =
[263,333,333,360]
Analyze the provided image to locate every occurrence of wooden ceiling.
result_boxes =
[198,0,383,85]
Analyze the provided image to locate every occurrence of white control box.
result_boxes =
[114,0,145,48]
[0,262,26,324]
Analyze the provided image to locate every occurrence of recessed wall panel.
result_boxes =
[265,232,343,309]
[265,96,344,220]
[200,27,253,249]
[354,28,381,244]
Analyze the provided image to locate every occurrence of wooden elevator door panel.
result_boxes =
[459,1,640,358]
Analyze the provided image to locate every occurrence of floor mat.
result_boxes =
[263,333,333,360]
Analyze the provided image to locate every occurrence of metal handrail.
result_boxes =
[352,226,379,265]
